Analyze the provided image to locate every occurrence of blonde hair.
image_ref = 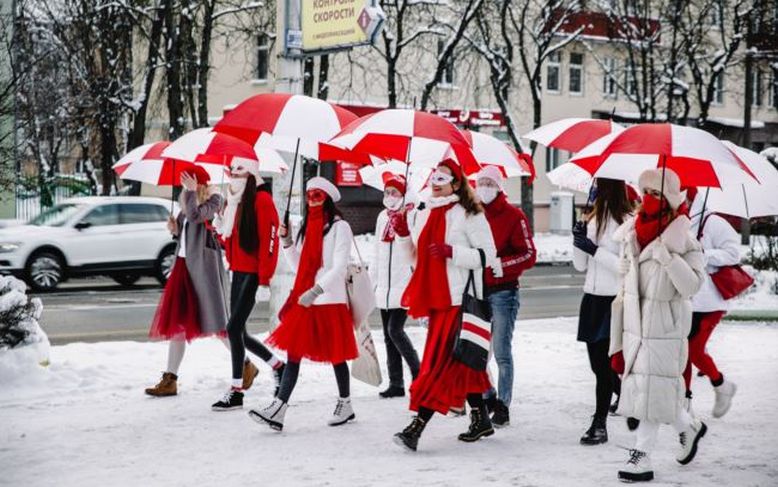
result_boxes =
[178,185,212,207]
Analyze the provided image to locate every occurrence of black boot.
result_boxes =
[627,417,641,431]
[393,416,427,452]
[273,364,285,397]
[484,395,497,414]
[379,385,405,399]
[458,408,495,442]
[491,400,510,428]
[580,415,608,445]
[609,396,620,415]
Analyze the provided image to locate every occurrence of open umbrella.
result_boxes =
[523,118,624,153]
[116,158,216,212]
[112,141,171,177]
[358,160,431,196]
[460,129,534,182]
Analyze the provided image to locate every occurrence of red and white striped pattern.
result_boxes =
[460,312,492,351]
[461,130,534,182]
[523,118,624,153]
[112,141,171,176]
[161,128,258,165]
[118,159,221,187]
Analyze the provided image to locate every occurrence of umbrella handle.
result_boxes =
[171,159,176,214]
[400,138,412,208]
[658,155,666,234]
[283,138,301,227]
[696,187,710,239]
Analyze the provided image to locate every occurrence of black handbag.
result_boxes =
[453,249,493,371]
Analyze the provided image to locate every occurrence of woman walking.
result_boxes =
[249,177,359,431]
[610,168,707,483]
[393,158,498,452]
[146,170,231,396]
[572,178,634,444]
[211,160,286,411]
[370,173,421,399]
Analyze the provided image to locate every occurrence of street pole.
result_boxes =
[741,23,754,245]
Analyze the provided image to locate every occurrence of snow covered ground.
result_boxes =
[2,318,777,487]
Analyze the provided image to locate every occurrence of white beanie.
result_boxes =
[638,167,684,210]
[230,157,264,185]
[476,165,504,191]
[307,176,341,202]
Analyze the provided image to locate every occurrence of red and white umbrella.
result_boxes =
[567,123,757,188]
[523,118,624,152]
[112,141,171,177]
[118,158,219,187]
[324,109,480,174]
[161,128,258,166]
[461,130,534,182]
[358,160,431,196]
[213,93,357,158]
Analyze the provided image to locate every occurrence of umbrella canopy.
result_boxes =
[460,129,534,182]
[213,93,357,158]
[118,159,218,187]
[161,128,258,165]
[113,141,171,177]
[523,118,624,153]
[568,123,756,188]
[324,109,480,174]
[358,159,431,196]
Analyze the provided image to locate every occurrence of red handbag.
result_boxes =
[710,265,754,300]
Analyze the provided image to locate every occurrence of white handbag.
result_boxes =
[346,238,376,327]
[351,319,383,387]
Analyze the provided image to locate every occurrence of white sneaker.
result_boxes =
[676,418,707,465]
[712,380,737,418]
[327,397,355,426]
[249,398,287,431]
[618,449,653,482]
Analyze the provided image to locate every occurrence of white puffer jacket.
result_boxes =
[610,215,705,424]
[691,213,741,313]
[410,196,498,304]
[283,218,352,305]
[572,216,623,296]
[370,209,416,310]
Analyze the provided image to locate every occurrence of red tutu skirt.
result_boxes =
[267,302,358,363]
[148,258,206,342]
[409,306,492,414]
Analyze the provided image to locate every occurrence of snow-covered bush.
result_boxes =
[0,276,49,370]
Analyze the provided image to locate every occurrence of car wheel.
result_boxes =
[155,245,176,286]
[26,251,64,292]
[111,273,141,287]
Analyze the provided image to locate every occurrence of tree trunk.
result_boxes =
[387,57,397,108]
[303,57,315,96]
[196,0,215,128]
[317,54,329,100]
[165,0,184,140]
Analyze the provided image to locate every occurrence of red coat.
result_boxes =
[483,193,536,291]
[223,191,279,285]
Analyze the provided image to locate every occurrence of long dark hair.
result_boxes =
[454,177,483,215]
[587,178,634,238]
[296,196,343,244]
[238,175,258,253]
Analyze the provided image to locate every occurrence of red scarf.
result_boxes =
[401,203,454,318]
[634,195,688,249]
[280,206,325,318]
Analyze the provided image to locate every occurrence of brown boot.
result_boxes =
[145,372,178,397]
[242,361,259,390]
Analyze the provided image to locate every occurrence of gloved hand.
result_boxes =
[255,285,271,303]
[652,242,672,266]
[297,285,323,307]
[610,351,625,374]
[572,220,587,237]
[391,212,410,237]
[428,243,453,260]
[573,233,598,256]
[280,224,293,248]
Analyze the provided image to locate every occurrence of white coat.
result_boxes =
[572,216,623,296]
[691,213,741,312]
[370,209,416,310]
[610,215,705,425]
[283,218,353,305]
[410,196,498,305]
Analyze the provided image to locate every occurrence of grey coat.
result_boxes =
[173,190,229,334]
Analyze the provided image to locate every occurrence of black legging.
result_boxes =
[417,394,484,423]
[227,272,275,380]
[277,357,350,403]
[586,339,618,419]
[381,309,420,388]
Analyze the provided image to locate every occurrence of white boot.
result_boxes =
[248,398,287,431]
[712,380,737,418]
[327,397,355,426]
[683,395,697,420]
[676,418,707,465]
[618,449,653,483]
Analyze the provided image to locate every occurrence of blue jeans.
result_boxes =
[485,288,519,406]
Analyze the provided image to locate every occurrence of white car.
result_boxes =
[0,196,179,291]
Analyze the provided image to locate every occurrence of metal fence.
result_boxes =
[15,174,92,222]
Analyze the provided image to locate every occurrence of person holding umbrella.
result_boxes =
[146,169,230,396]
[610,168,707,483]
[249,177,359,431]
[210,159,286,411]
[370,173,421,399]
[393,158,498,452]
[572,178,634,445]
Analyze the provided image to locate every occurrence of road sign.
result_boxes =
[301,0,385,54]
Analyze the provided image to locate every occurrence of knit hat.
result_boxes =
[229,157,264,186]
[476,165,504,191]
[382,173,407,195]
[307,176,341,202]
[638,168,684,210]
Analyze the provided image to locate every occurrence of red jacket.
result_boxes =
[223,191,279,285]
[483,193,536,291]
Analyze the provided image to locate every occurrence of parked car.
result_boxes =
[0,196,179,291]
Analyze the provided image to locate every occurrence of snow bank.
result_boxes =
[3,318,776,486]
[0,276,50,385]
[731,268,778,311]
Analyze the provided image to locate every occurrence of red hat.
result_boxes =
[177,164,210,185]
[437,158,463,181]
[382,172,407,195]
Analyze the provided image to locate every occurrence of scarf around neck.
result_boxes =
[214,179,246,238]
[279,205,326,319]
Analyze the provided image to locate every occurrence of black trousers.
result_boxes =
[381,308,420,388]
[277,359,350,403]
[586,339,618,420]
[227,272,275,380]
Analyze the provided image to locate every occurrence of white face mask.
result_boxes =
[383,194,402,211]
[228,177,247,195]
[477,186,499,205]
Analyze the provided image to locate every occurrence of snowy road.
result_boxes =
[2,318,777,487]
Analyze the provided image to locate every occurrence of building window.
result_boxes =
[546,52,561,93]
[713,73,724,105]
[625,63,638,97]
[752,69,763,107]
[770,69,778,109]
[256,34,270,82]
[436,39,455,86]
[569,53,584,95]
[546,147,562,172]
[602,58,617,97]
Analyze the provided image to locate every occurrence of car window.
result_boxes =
[29,204,84,227]
[81,204,121,227]
[121,204,169,224]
